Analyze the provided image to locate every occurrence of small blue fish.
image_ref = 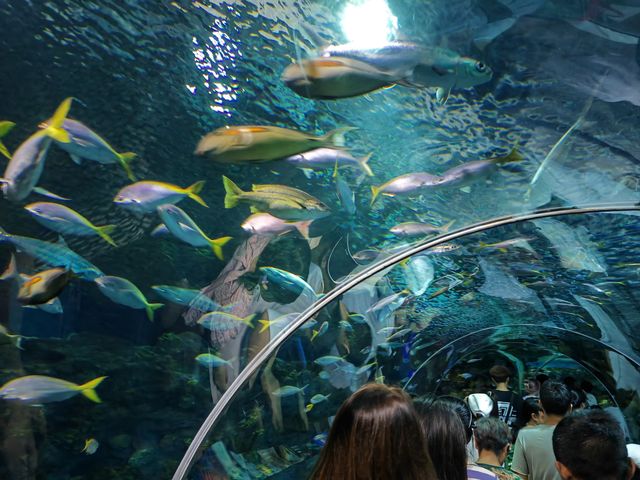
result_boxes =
[114,180,207,214]
[156,204,231,260]
[314,355,343,367]
[271,385,308,397]
[95,276,163,321]
[151,285,222,311]
[0,375,106,404]
[0,227,103,280]
[195,353,234,370]
[25,202,117,246]
[43,118,136,181]
[260,266,319,301]
[333,163,356,216]
[0,98,72,202]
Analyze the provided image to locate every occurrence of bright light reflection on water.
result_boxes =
[341,0,398,46]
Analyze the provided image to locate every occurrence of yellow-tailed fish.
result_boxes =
[371,172,445,205]
[283,147,373,176]
[114,180,207,214]
[1,98,72,202]
[438,149,523,188]
[156,204,231,260]
[25,202,117,246]
[95,275,163,321]
[81,438,99,455]
[0,374,106,404]
[195,124,355,163]
[0,121,16,159]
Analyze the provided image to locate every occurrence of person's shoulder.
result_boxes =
[467,463,498,479]
[478,464,524,480]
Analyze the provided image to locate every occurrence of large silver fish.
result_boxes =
[0,98,72,202]
[0,375,106,404]
[371,172,445,204]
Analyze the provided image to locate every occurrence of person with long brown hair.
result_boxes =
[310,383,437,480]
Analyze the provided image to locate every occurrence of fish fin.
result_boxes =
[249,206,260,214]
[432,65,453,76]
[436,87,450,104]
[459,186,471,193]
[0,122,14,160]
[322,126,357,148]
[301,168,314,179]
[33,186,71,201]
[496,148,524,164]
[222,176,243,208]
[294,220,312,240]
[0,226,11,241]
[441,220,455,232]
[117,152,137,181]
[370,185,381,206]
[186,180,207,207]
[242,313,256,328]
[1,253,18,281]
[96,225,117,247]
[305,403,313,412]
[311,329,319,342]
[41,98,73,143]
[209,236,232,260]
[145,303,164,322]
[258,319,271,334]
[56,236,69,248]
[70,154,83,165]
[358,152,374,177]
[78,376,107,403]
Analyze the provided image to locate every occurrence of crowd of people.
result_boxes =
[309,365,640,480]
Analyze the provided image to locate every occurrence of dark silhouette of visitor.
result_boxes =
[310,383,437,480]
[552,409,638,480]
[488,365,522,427]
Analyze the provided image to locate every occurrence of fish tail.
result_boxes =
[0,226,11,241]
[258,319,271,334]
[78,375,107,403]
[222,176,243,208]
[370,185,381,206]
[186,180,208,207]
[0,121,16,160]
[1,253,18,281]
[322,126,357,148]
[96,225,117,247]
[242,313,257,328]
[41,98,73,143]
[294,220,312,240]
[209,236,232,260]
[497,148,524,164]
[145,303,164,322]
[441,220,455,232]
[358,152,374,177]
[305,403,313,412]
[117,152,137,181]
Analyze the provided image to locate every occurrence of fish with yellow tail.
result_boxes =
[222,176,330,221]
[370,172,445,205]
[0,121,16,159]
[40,118,137,181]
[1,98,72,202]
[311,321,328,342]
[195,124,355,163]
[156,204,231,260]
[81,438,100,455]
[25,202,117,246]
[283,148,373,177]
[0,374,107,404]
[95,276,163,321]
[114,180,207,214]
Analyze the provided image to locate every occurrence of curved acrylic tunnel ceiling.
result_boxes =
[173,205,640,480]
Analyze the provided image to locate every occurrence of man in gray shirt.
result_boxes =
[512,381,572,480]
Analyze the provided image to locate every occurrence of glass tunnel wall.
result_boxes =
[0,0,640,479]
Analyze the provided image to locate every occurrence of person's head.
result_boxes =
[580,380,593,393]
[540,380,572,417]
[415,399,468,480]
[436,396,473,443]
[311,384,436,480]
[564,376,577,389]
[537,373,549,385]
[570,388,587,410]
[519,397,544,426]
[525,378,540,396]
[474,416,512,464]
[552,409,637,480]
[490,365,511,385]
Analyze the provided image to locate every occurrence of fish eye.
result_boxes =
[475,62,486,72]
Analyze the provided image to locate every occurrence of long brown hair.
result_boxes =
[415,399,468,480]
[310,383,436,480]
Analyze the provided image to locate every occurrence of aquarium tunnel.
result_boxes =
[1,0,640,479]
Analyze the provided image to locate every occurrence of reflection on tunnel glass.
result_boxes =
[1,0,640,478]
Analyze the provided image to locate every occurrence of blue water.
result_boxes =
[1,1,640,479]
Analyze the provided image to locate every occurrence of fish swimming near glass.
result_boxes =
[0,227,103,280]
[0,374,107,405]
[0,98,72,202]
[114,180,207,214]
[1,253,72,305]
[95,275,163,321]
[195,125,354,163]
